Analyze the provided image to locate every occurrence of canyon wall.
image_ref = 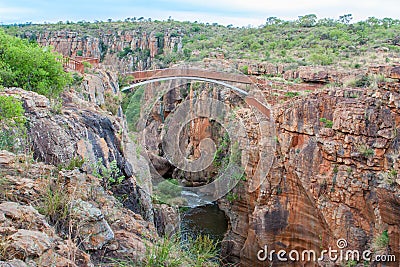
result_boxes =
[138,65,400,266]
[26,30,182,72]
[218,71,400,266]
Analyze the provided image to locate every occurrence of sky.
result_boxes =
[1,0,400,26]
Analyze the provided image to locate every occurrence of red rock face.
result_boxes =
[220,84,400,266]
[33,30,182,71]
[390,66,400,79]
[135,63,400,266]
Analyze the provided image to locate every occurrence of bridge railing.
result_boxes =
[124,68,254,84]
[60,56,99,74]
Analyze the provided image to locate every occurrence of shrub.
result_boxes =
[319,117,333,128]
[0,29,71,99]
[123,87,144,132]
[92,159,125,189]
[226,192,239,202]
[65,156,85,170]
[0,95,27,152]
[354,75,371,88]
[117,46,133,59]
[104,92,121,115]
[285,92,300,98]
[240,65,249,75]
[186,235,219,265]
[82,61,92,69]
[156,179,181,199]
[372,230,389,252]
[357,144,374,158]
[383,169,398,186]
[309,53,334,66]
[38,180,70,229]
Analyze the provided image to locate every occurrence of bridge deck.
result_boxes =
[124,68,253,84]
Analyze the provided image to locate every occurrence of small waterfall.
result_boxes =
[181,189,213,208]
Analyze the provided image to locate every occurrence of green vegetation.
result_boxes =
[104,91,121,115]
[122,87,144,132]
[156,179,181,198]
[154,179,186,205]
[92,159,125,189]
[357,144,374,158]
[345,260,358,267]
[65,156,85,170]
[240,65,249,75]
[319,117,333,128]
[213,132,230,167]
[143,234,219,267]
[284,91,300,98]
[353,75,371,88]
[144,236,183,267]
[0,29,71,98]
[0,95,27,152]
[226,192,239,202]
[372,230,389,252]
[4,15,400,68]
[333,165,339,174]
[383,168,398,186]
[186,235,219,266]
[38,180,70,230]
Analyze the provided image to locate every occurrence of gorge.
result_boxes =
[1,18,400,267]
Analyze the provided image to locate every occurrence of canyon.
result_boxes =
[0,27,400,267]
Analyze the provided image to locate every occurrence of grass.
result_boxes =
[186,235,219,267]
[67,156,85,170]
[357,144,374,158]
[284,91,300,98]
[143,234,219,267]
[143,236,183,267]
[372,230,389,252]
[91,159,125,189]
[37,179,71,230]
[383,169,398,186]
[319,117,333,128]
[0,177,11,201]
[0,236,10,261]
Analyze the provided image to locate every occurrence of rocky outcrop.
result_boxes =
[244,61,365,84]
[219,83,400,266]
[2,87,132,177]
[0,152,157,266]
[133,63,400,266]
[0,200,92,266]
[26,30,182,71]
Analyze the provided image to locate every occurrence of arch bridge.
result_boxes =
[121,68,271,117]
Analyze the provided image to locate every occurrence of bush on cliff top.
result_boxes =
[0,95,27,152]
[0,29,71,98]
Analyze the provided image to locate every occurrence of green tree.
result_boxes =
[0,29,71,98]
[338,14,353,24]
[298,14,317,27]
[0,95,27,152]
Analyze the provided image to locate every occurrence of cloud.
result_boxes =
[156,0,400,21]
[0,6,35,21]
[0,0,399,25]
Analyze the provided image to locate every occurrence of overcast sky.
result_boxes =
[1,0,399,26]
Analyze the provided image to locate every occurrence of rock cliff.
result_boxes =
[134,64,400,266]
[218,68,400,266]
[0,66,159,265]
[28,30,182,72]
